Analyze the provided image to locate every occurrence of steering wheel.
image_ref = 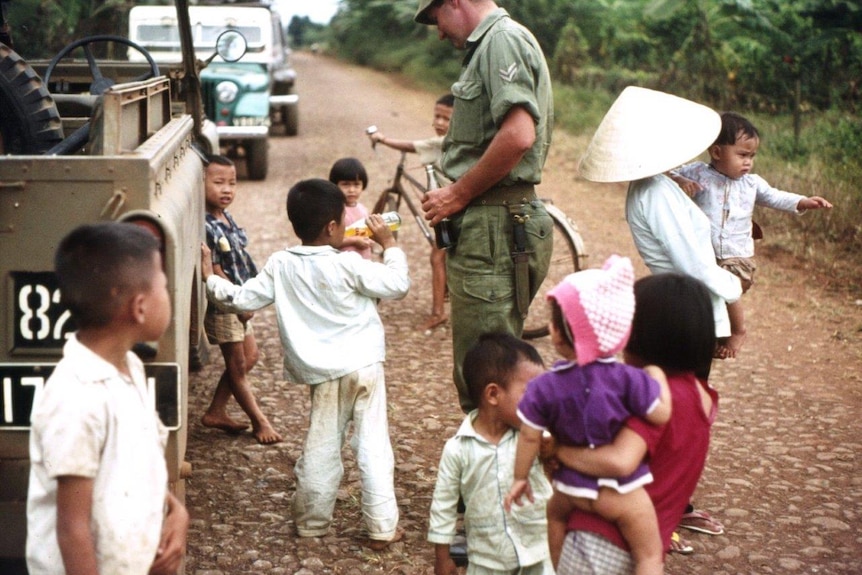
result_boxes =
[43,35,160,95]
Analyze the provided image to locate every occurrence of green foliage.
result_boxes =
[552,21,589,83]
[6,0,133,58]
[553,85,616,135]
[288,16,328,48]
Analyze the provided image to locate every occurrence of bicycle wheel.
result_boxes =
[522,202,586,339]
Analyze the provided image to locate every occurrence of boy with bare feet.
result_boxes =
[202,155,281,444]
[202,179,409,549]
[368,94,454,331]
[671,112,832,358]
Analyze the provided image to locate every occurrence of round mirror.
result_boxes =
[216,30,247,63]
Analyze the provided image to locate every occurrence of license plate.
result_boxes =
[1,363,181,430]
[9,271,77,353]
[233,116,270,127]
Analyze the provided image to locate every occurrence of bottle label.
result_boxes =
[345,211,401,237]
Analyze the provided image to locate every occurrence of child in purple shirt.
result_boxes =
[505,255,671,575]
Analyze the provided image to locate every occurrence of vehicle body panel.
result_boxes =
[0,2,212,564]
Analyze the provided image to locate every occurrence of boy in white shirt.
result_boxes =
[202,178,409,549]
[27,222,188,575]
[428,333,553,574]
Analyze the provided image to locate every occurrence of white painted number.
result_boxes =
[2,377,11,423]
[17,283,71,342]
[52,289,72,340]
[2,376,44,423]
[18,284,51,340]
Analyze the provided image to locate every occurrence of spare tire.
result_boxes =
[0,43,64,154]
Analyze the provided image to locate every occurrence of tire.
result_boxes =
[246,139,268,180]
[0,43,64,154]
[284,102,298,137]
[522,201,586,339]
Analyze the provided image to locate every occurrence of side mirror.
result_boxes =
[215,30,247,63]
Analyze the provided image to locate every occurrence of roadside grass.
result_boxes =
[749,111,862,295]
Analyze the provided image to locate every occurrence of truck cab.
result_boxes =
[129,2,300,180]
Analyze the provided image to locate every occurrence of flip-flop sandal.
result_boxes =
[669,531,694,555]
[679,510,725,535]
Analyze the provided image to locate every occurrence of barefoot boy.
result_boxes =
[27,222,189,575]
[202,155,281,444]
[202,179,409,548]
[369,94,454,331]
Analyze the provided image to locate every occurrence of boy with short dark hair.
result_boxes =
[202,154,281,444]
[428,333,554,575]
[369,93,454,331]
[671,112,832,359]
[202,178,409,549]
[27,222,189,575]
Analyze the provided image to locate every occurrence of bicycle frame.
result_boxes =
[375,152,436,247]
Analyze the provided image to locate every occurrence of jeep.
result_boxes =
[129,1,300,181]
[0,0,242,570]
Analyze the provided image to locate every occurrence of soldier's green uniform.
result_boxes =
[439,8,554,412]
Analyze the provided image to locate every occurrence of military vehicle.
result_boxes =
[129,1,300,180]
[0,0,243,570]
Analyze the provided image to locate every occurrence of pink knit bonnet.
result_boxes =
[547,254,635,365]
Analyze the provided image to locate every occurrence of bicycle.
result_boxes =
[370,149,587,339]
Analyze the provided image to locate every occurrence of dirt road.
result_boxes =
[185,51,862,574]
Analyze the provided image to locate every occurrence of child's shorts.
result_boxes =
[205,311,252,344]
[718,256,756,293]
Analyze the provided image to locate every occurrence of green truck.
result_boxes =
[129,1,300,180]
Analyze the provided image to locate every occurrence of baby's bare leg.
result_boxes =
[720,300,747,359]
[547,491,577,569]
[592,487,664,575]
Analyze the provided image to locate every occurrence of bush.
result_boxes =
[552,85,615,136]
[750,111,861,280]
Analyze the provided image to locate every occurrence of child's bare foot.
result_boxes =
[364,527,405,551]
[714,331,746,359]
[201,413,249,434]
[253,423,283,445]
[725,331,746,357]
[419,313,448,331]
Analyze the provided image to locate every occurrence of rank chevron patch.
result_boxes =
[499,62,518,82]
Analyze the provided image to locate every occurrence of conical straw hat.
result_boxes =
[578,86,721,183]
